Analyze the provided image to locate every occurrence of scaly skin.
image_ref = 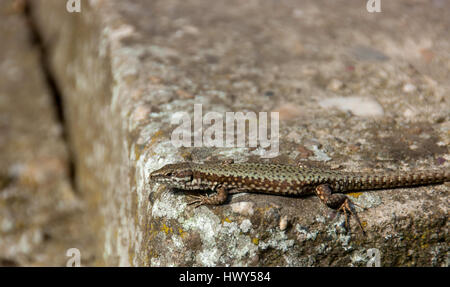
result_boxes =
[150,162,449,233]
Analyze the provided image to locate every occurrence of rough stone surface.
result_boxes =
[31,0,448,266]
[0,0,96,266]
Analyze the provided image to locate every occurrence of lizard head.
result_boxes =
[150,162,194,189]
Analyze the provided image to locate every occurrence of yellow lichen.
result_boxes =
[149,130,164,146]
[348,192,363,198]
[179,228,185,238]
[161,223,170,234]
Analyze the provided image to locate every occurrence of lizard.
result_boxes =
[149,161,449,233]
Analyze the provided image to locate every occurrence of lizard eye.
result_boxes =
[165,172,172,177]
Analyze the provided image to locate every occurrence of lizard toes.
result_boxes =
[187,194,209,207]
[338,198,365,235]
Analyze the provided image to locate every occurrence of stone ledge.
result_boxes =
[31,0,449,266]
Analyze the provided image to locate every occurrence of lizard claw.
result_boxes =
[338,198,365,235]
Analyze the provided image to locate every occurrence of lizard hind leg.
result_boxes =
[314,184,365,234]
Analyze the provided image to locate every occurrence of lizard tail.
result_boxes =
[343,169,449,191]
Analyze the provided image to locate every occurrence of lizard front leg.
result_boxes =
[315,184,365,234]
[187,185,229,208]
